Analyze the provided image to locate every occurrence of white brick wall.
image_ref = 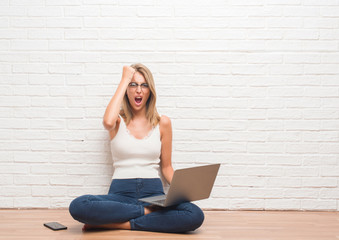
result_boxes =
[0,1,338,211]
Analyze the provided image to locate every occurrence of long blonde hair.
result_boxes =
[120,63,161,127]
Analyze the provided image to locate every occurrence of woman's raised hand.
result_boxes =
[122,66,136,82]
[103,66,136,131]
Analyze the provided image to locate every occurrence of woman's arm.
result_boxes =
[103,66,135,131]
[159,115,174,184]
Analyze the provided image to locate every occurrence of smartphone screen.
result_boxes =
[43,222,67,231]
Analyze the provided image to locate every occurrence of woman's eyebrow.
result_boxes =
[131,81,147,84]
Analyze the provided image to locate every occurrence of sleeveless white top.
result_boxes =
[110,116,162,179]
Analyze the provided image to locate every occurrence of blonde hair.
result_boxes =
[120,63,161,127]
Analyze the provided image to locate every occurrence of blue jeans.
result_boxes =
[69,178,204,233]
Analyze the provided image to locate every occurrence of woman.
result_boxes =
[69,63,204,233]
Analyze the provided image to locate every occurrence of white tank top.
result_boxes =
[110,116,161,179]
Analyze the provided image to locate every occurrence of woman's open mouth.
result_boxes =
[135,97,142,106]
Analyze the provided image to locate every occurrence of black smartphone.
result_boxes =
[43,222,67,231]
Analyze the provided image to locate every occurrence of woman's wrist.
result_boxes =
[121,76,132,85]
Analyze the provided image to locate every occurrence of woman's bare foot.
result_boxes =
[144,205,162,215]
[82,224,95,231]
[82,222,131,231]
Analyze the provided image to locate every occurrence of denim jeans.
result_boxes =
[69,178,204,233]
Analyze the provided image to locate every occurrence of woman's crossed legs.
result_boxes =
[69,193,204,233]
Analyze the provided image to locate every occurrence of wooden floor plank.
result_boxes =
[0,209,338,240]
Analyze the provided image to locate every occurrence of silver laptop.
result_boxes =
[139,164,220,207]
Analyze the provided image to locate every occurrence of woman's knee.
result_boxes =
[177,202,204,232]
[189,203,205,231]
[69,195,92,222]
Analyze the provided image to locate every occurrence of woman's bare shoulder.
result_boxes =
[159,115,172,136]
[159,115,171,127]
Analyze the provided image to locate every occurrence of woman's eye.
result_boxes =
[129,82,137,87]
[141,84,149,88]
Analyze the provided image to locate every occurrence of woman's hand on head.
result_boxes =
[122,66,136,82]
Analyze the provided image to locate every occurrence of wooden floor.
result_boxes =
[0,209,338,240]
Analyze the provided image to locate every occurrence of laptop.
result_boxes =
[139,164,220,207]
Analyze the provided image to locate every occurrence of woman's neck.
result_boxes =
[130,111,149,127]
[131,107,147,120]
